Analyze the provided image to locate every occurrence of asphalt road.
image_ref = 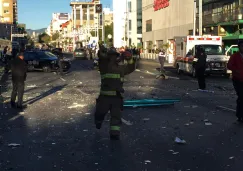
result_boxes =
[0,57,242,171]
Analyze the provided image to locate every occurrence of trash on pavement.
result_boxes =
[68,103,86,109]
[205,122,212,126]
[27,85,37,88]
[229,156,234,160]
[8,143,21,147]
[144,160,151,163]
[174,137,186,144]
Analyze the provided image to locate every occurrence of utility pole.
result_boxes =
[193,0,196,36]
[102,11,105,43]
[199,0,202,36]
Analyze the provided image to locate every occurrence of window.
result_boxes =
[146,19,152,32]
[128,1,132,12]
[4,17,10,22]
[129,20,132,31]
[76,10,80,20]
[4,10,9,14]
[3,3,9,7]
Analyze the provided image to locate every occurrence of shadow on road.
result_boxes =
[24,84,67,105]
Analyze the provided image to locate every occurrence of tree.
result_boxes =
[38,33,50,44]
[52,32,59,41]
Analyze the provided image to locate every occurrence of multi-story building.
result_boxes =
[103,8,113,26]
[70,0,101,47]
[127,0,142,47]
[60,20,73,51]
[201,0,243,55]
[50,13,70,35]
[0,0,14,23]
[113,0,126,47]
[142,0,195,63]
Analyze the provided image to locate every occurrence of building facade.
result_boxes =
[113,0,126,47]
[50,13,70,35]
[103,8,113,26]
[127,0,142,47]
[0,0,14,23]
[202,0,243,55]
[142,0,194,63]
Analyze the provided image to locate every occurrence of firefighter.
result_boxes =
[227,40,243,123]
[94,46,136,140]
[195,46,207,90]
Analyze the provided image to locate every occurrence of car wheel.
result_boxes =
[176,64,181,75]
[43,65,51,72]
[192,67,197,77]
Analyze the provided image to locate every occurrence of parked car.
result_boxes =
[73,48,87,59]
[23,51,71,72]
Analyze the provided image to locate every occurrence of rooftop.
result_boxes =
[70,0,100,6]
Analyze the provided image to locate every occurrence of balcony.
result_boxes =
[203,7,243,26]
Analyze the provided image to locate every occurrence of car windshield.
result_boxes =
[44,52,57,57]
[199,45,224,55]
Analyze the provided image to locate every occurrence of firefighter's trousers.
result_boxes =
[233,79,243,120]
[95,95,123,135]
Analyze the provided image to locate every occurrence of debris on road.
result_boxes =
[229,156,234,160]
[8,143,21,147]
[143,118,150,121]
[68,103,86,109]
[205,122,213,126]
[175,137,186,144]
[27,84,37,88]
[144,160,151,164]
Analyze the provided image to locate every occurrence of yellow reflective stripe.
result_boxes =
[127,59,133,64]
[110,126,120,131]
[100,90,117,96]
[101,73,120,79]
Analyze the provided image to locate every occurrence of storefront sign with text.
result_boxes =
[153,0,170,11]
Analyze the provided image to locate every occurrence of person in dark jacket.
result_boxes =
[95,45,136,140]
[195,46,207,90]
[10,52,27,109]
[227,40,243,123]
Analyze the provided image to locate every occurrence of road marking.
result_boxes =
[121,118,133,125]
[217,106,236,112]
[76,88,91,96]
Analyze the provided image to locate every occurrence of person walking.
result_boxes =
[195,46,207,90]
[227,40,243,123]
[10,52,27,109]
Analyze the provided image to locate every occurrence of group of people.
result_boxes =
[188,41,243,123]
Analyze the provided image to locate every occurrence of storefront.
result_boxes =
[142,0,194,63]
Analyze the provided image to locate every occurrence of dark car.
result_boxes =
[73,48,87,59]
[23,51,71,72]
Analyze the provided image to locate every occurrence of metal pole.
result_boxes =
[11,26,13,42]
[193,0,196,36]
[199,0,202,36]
[97,14,99,42]
[102,11,105,43]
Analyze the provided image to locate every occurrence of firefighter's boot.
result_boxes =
[110,126,120,140]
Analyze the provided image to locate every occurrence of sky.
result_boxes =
[18,0,112,30]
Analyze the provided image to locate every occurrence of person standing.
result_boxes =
[227,40,243,123]
[195,46,207,90]
[95,47,136,140]
[10,52,27,109]
[158,50,166,73]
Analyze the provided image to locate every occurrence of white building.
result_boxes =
[127,0,142,47]
[51,13,70,35]
[45,25,51,36]
[113,0,126,47]
[142,0,194,63]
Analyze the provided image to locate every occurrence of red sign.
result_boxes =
[153,0,170,11]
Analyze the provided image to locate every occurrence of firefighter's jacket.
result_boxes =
[98,51,135,96]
